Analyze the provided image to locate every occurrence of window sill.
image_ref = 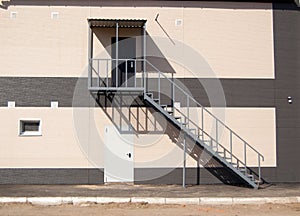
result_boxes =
[19,132,42,137]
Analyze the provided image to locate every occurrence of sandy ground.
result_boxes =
[0,203,299,216]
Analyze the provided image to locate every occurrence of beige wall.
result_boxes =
[0,2,274,78]
[134,107,276,168]
[0,106,275,168]
[0,107,107,168]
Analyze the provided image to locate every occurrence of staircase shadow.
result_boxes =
[93,91,254,187]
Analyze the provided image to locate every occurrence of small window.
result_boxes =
[19,119,42,136]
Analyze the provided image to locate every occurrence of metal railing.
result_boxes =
[89,58,145,90]
[89,58,264,185]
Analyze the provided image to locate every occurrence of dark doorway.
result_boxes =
[111,37,136,87]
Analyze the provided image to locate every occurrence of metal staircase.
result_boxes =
[89,58,266,189]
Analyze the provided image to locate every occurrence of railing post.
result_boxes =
[97,59,100,87]
[187,96,189,129]
[258,155,261,184]
[88,59,92,88]
[134,59,137,87]
[106,59,108,87]
[158,72,161,105]
[172,81,175,115]
[143,24,147,95]
[201,108,204,138]
[244,142,247,166]
[125,60,128,87]
[88,25,93,89]
[216,119,218,149]
[230,131,233,163]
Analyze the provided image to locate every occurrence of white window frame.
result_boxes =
[19,119,42,137]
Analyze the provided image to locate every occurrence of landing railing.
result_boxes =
[88,58,145,91]
[89,58,264,184]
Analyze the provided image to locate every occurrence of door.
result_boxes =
[111,37,136,87]
[104,126,134,183]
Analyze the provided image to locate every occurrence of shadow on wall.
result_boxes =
[93,91,253,187]
[0,0,277,10]
[93,28,176,75]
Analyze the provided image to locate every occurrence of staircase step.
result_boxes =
[247,174,255,180]
[160,104,168,108]
[189,128,196,133]
[153,98,160,102]
[239,168,247,172]
[146,92,153,98]
[175,116,181,120]
[254,179,263,184]
[202,139,210,142]
[211,146,218,150]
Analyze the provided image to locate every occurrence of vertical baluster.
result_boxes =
[230,131,233,163]
[187,96,189,129]
[172,81,175,115]
[106,59,108,87]
[97,59,100,87]
[216,119,218,150]
[244,142,247,167]
[258,155,261,184]
[134,59,137,87]
[201,107,204,138]
[158,72,160,105]
[125,59,128,87]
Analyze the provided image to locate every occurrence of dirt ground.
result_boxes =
[0,203,299,216]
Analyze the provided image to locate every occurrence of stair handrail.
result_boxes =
[145,59,264,161]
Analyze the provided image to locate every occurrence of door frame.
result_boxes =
[111,37,136,87]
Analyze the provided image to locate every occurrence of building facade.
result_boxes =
[0,0,299,187]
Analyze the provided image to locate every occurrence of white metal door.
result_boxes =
[104,126,134,182]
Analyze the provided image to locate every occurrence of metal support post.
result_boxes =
[88,25,93,88]
[116,22,119,87]
[183,133,186,188]
[143,24,147,95]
